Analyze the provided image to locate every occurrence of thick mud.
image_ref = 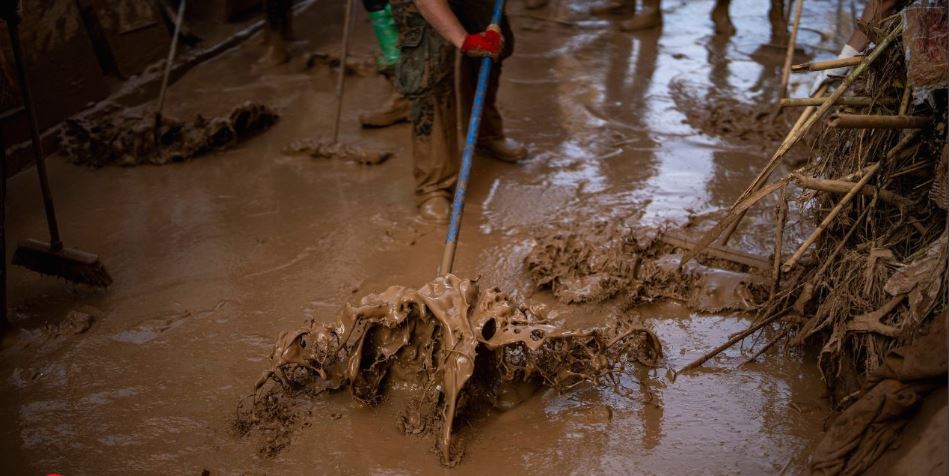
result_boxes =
[524,219,768,312]
[61,101,279,167]
[238,274,661,466]
[0,0,856,473]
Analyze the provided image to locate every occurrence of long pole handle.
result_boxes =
[439,0,505,276]
[7,18,62,250]
[1,126,6,334]
[332,0,356,144]
[157,0,186,118]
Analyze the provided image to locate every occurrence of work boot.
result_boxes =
[525,0,549,10]
[478,136,528,163]
[419,196,451,224]
[360,94,410,128]
[619,7,662,31]
[258,36,290,66]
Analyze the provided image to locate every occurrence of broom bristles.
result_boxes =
[12,239,113,288]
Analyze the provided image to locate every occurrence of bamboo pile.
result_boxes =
[679,15,947,404]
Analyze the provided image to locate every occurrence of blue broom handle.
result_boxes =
[439,0,506,276]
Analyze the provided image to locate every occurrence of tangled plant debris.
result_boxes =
[283,139,393,165]
[60,101,279,167]
[667,13,947,472]
[525,220,770,313]
[236,274,661,466]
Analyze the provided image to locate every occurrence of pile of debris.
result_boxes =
[236,274,661,466]
[675,8,946,473]
[60,101,279,167]
[525,220,771,313]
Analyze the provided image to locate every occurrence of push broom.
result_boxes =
[4,5,113,287]
[439,0,505,275]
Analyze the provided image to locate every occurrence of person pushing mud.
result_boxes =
[391,0,528,223]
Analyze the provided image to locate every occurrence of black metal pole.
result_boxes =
[8,15,63,251]
[1,127,7,336]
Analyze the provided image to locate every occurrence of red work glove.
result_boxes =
[461,24,503,59]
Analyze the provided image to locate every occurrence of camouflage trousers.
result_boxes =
[389,0,514,204]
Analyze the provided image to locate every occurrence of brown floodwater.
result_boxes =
[2,0,851,473]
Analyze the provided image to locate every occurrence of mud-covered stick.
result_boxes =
[828,113,932,129]
[791,174,912,209]
[779,96,894,107]
[677,312,785,374]
[155,0,186,145]
[770,189,788,295]
[332,0,356,144]
[439,0,506,276]
[782,128,921,271]
[791,55,863,72]
[720,84,826,245]
[782,162,881,272]
[779,0,804,98]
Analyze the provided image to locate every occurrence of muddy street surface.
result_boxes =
[3,0,845,473]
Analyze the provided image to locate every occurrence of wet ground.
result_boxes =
[3,0,850,473]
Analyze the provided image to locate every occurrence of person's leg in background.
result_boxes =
[259,0,293,65]
[359,0,412,128]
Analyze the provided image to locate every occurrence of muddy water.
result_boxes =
[2,0,846,473]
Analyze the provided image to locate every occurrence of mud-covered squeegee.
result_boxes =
[439,0,505,276]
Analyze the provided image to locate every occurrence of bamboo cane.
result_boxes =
[780,96,894,107]
[780,0,805,98]
[828,113,931,129]
[792,174,912,209]
[791,55,863,72]
[782,162,882,272]
[677,312,787,374]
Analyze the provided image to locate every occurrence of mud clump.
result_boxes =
[670,79,794,146]
[60,101,279,167]
[283,139,393,165]
[525,220,769,313]
[304,50,382,77]
[236,274,662,466]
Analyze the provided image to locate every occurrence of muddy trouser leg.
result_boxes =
[265,0,292,39]
[390,1,459,205]
[410,91,459,204]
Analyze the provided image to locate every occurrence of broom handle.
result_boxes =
[1,127,6,333]
[7,17,62,251]
[439,0,505,276]
[332,0,356,144]
[156,0,186,120]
